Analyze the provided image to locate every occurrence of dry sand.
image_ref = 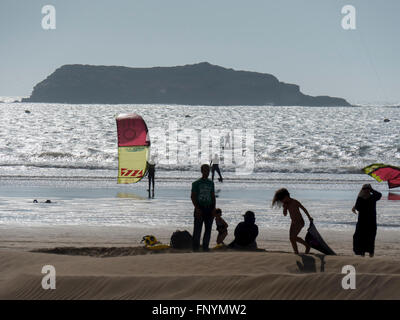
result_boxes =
[0,225,399,300]
[0,249,399,300]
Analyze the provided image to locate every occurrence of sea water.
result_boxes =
[0,103,399,231]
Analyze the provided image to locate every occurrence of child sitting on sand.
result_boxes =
[215,208,228,245]
[272,188,313,254]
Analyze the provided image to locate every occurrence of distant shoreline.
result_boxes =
[5,100,400,108]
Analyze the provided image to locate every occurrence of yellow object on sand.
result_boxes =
[145,244,170,250]
[141,235,170,250]
[213,243,225,249]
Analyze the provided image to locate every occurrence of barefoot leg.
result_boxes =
[217,231,227,244]
[289,223,300,254]
[290,222,310,254]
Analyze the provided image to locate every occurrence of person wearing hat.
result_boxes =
[352,184,382,257]
[228,211,259,249]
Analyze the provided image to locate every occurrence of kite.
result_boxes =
[362,163,400,189]
[116,113,150,184]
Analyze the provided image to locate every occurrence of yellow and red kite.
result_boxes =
[362,163,400,189]
[116,114,150,184]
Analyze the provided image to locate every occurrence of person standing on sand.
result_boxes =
[191,164,216,251]
[352,184,382,257]
[272,188,313,254]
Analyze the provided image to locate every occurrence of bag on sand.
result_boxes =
[170,230,193,249]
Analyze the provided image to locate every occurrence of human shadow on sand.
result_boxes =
[296,254,326,273]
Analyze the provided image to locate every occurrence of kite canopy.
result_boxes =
[362,163,400,189]
[116,113,150,184]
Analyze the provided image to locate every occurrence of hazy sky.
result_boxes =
[1,0,399,104]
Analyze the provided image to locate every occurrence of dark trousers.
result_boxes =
[211,164,222,181]
[192,210,214,251]
[148,174,154,191]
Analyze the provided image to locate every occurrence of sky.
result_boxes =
[1,0,399,104]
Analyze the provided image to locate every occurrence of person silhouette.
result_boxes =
[215,208,228,245]
[352,184,382,257]
[272,188,313,254]
[210,153,223,183]
[191,164,216,252]
[224,132,231,148]
[228,211,259,249]
[147,155,156,198]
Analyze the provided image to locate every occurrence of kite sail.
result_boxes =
[116,113,150,184]
[362,163,400,189]
[305,222,336,255]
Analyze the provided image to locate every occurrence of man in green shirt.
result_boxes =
[191,164,216,251]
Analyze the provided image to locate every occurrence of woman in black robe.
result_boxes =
[352,184,382,257]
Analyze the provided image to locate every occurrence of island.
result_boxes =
[22,62,350,106]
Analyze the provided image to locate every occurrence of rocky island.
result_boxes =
[23,62,350,106]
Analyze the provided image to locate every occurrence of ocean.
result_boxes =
[0,103,399,232]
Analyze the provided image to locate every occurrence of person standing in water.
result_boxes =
[147,156,156,198]
[191,164,216,251]
[210,153,223,182]
[352,184,382,257]
[272,188,313,254]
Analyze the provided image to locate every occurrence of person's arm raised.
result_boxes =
[371,189,382,201]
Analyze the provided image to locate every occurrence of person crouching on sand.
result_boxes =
[228,211,259,249]
[272,188,313,254]
[215,208,228,245]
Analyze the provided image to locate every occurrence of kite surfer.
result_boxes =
[210,153,223,182]
[191,164,216,252]
[147,156,156,198]
[352,184,382,257]
[272,188,313,254]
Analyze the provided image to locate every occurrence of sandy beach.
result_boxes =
[1,103,399,300]
[0,224,399,300]
[1,247,400,300]
[2,0,400,305]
